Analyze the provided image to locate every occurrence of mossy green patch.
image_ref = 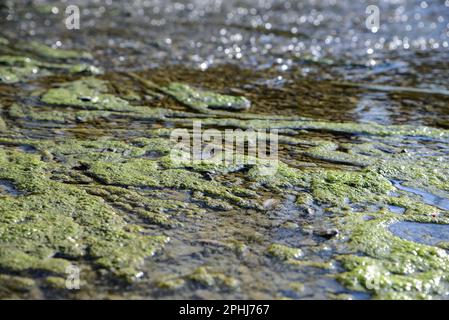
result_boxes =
[336,213,449,299]
[0,148,169,280]
[25,42,93,60]
[309,169,393,206]
[266,244,303,260]
[41,78,136,111]
[0,54,100,83]
[9,103,111,123]
[157,267,238,290]
[163,82,251,113]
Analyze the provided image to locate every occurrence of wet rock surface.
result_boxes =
[0,1,448,299]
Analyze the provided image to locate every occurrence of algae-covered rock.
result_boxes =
[163,82,251,113]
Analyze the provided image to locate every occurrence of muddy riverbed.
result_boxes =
[0,0,449,299]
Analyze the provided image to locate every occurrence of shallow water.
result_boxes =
[0,0,449,300]
[389,221,449,246]
[0,180,21,196]
[392,180,449,211]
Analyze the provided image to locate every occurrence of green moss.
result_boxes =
[163,82,251,113]
[266,244,303,260]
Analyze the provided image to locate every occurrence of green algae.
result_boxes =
[1,49,449,300]
[44,276,68,290]
[162,82,251,113]
[309,169,393,206]
[156,277,186,290]
[304,141,374,167]
[25,42,93,60]
[40,78,136,111]
[188,267,239,288]
[0,54,101,83]
[336,213,449,299]
[0,274,37,298]
[0,104,5,130]
[172,117,449,140]
[0,148,169,280]
[266,244,303,260]
[159,268,238,290]
[9,103,111,123]
[87,158,255,208]
[0,56,41,83]
[157,267,239,290]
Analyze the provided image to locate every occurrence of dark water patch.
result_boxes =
[392,180,449,211]
[0,180,22,196]
[143,150,166,159]
[388,205,405,214]
[17,144,38,153]
[389,221,449,247]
